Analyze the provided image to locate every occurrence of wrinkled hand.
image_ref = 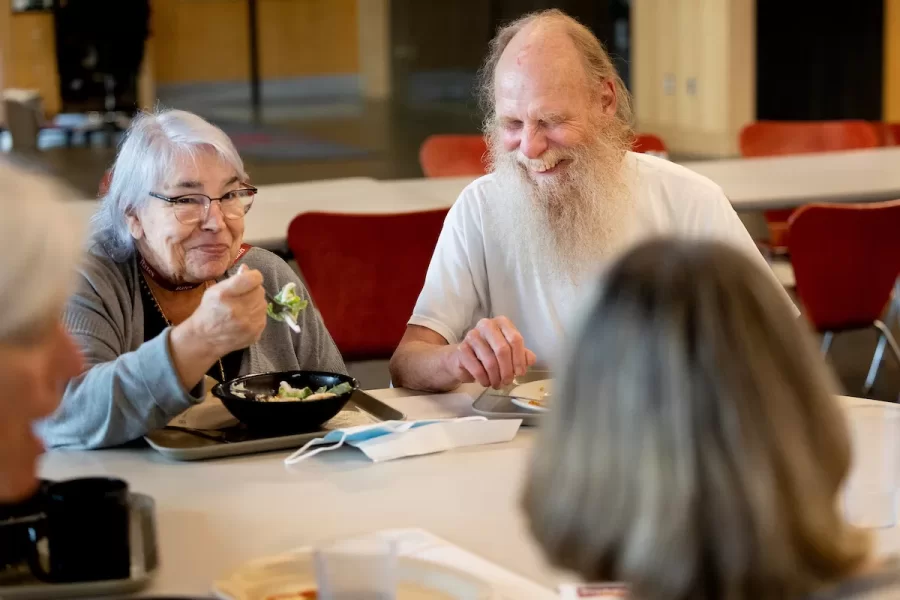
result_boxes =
[446,316,537,389]
[186,265,267,357]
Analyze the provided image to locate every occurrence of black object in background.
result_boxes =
[53,0,150,114]
[756,0,883,121]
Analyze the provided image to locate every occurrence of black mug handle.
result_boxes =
[24,522,57,583]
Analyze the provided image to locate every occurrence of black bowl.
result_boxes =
[212,371,358,434]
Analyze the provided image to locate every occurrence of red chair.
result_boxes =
[419,135,489,178]
[632,133,668,157]
[739,121,880,250]
[98,169,113,197]
[786,200,900,395]
[287,209,448,361]
[879,123,900,146]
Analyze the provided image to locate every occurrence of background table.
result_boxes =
[682,147,900,211]
[65,147,900,252]
[38,388,900,597]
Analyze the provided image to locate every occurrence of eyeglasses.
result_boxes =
[149,187,257,225]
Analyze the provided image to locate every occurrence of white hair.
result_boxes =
[0,160,83,342]
[93,108,248,262]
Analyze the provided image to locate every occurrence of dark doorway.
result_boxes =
[756,1,884,120]
[389,0,629,113]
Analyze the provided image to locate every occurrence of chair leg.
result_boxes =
[820,331,834,355]
[888,280,900,329]
[866,321,900,399]
[864,334,887,397]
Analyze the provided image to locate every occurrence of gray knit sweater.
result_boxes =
[38,242,347,449]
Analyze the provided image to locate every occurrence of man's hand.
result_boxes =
[444,316,537,389]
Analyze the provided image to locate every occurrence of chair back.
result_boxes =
[740,120,881,249]
[787,200,900,330]
[287,209,448,361]
[739,120,880,157]
[98,169,112,197]
[879,123,900,146]
[632,133,668,157]
[419,135,489,178]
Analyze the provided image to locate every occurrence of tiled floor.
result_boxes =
[6,97,899,401]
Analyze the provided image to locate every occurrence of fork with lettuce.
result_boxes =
[266,282,306,333]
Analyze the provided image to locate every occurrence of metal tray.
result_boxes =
[471,370,552,427]
[0,493,158,599]
[144,389,405,461]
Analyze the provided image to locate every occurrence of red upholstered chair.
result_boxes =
[786,200,900,395]
[739,121,880,250]
[98,169,113,196]
[632,132,668,158]
[879,123,900,146]
[287,209,448,361]
[419,134,489,178]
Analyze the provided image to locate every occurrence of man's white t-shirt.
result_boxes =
[409,152,793,363]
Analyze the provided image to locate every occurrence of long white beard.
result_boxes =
[488,123,636,283]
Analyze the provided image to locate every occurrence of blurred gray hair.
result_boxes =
[523,238,869,600]
[93,108,248,262]
[0,160,82,342]
[476,9,633,131]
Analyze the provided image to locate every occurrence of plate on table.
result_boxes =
[213,549,495,600]
[508,380,552,413]
[471,370,552,426]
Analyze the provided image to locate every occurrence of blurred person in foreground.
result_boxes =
[38,109,345,450]
[523,238,899,599]
[0,161,83,502]
[390,9,792,393]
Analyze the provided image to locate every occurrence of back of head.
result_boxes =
[477,9,633,129]
[523,238,868,600]
[0,160,82,342]
[93,108,246,262]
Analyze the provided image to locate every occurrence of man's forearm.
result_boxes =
[389,341,460,392]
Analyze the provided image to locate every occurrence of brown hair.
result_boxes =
[476,9,633,130]
[523,238,869,600]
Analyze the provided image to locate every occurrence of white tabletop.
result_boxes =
[37,389,900,597]
[64,148,900,252]
[682,147,900,211]
[38,385,563,597]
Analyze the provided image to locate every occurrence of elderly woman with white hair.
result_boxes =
[38,109,345,449]
[0,161,83,501]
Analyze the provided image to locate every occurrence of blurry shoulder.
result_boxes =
[79,241,134,292]
[446,173,503,226]
[632,152,726,202]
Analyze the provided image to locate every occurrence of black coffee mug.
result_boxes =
[0,479,51,570]
[27,477,132,583]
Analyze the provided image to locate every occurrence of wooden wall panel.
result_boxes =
[152,0,359,85]
[631,0,754,156]
[885,0,900,121]
[8,11,60,116]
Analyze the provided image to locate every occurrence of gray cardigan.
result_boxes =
[38,243,347,449]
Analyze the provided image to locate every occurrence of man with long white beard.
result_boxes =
[390,9,791,392]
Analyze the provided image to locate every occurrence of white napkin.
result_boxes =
[560,583,630,598]
[284,417,522,464]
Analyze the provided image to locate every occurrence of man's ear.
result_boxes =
[598,79,617,116]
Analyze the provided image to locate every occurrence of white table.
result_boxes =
[682,147,900,211]
[65,147,900,252]
[38,385,563,597]
[37,389,900,597]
